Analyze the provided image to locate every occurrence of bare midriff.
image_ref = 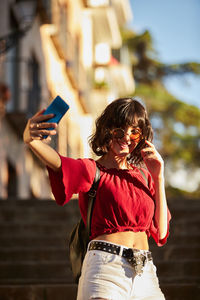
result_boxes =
[94,231,149,250]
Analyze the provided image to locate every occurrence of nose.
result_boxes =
[122,132,131,144]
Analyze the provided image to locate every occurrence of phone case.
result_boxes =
[42,95,69,138]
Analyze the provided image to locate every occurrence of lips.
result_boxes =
[118,142,130,149]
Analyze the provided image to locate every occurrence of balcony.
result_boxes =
[85,0,110,8]
[109,63,135,96]
[93,54,135,97]
[111,0,133,26]
[90,6,122,48]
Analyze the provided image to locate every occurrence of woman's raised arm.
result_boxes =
[23,109,61,171]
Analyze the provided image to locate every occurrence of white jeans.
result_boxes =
[77,241,165,300]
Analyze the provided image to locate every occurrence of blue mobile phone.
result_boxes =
[42,95,69,138]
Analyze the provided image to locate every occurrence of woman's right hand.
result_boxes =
[23,109,57,144]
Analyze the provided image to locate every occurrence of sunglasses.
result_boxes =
[111,128,142,141]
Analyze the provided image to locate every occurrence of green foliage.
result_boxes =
[135,84,200,127]
[122,28,200,84]
[166,185,200,200]
[122,27,200,195]
[161,62,200,76]
[135,83,200,167]
[93,80,109,90]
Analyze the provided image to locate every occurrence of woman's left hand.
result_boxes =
[141,140,164,180]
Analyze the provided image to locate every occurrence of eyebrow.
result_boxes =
[131,125,140,129]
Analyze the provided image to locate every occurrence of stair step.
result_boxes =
[0,199,80,222]
[0,284,78,300]
[151,245,200,260]
[170,198,200,205]
[170,209,200,219]
[0,199,199,219]
[0,223,72,237]
[1,245,200,263]
[170,222,200,235]
[150,233,200,246]
[0,283,199,300]
[0,221,198,237]
[161,283,200,300]
[155,260,200,282]
[159,275,200,285]
[0,198,200,300]
[0,248,68,262]
[0,260,199,285]
[0,261,73,284]
[0,237,67,248]
[0,234,199,250]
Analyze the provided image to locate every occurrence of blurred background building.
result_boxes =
[0,0,134,199]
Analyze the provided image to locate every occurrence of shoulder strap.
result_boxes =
[139,168,149,187]
[86,163,101,237]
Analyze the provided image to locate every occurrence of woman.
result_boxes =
[23,97,171,300]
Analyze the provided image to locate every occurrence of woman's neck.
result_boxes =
[97,153,130,170]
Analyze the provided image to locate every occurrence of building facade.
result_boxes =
[0,0,134,199]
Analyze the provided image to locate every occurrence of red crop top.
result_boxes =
[47,155,171,247]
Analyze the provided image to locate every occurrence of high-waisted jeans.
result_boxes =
[77,240,165,300]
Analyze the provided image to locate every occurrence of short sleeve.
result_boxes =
[149,207,171,247]
[47,155,96,206]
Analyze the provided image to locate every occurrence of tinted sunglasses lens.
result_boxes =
[130,131,141,140]
[112,129,124,139]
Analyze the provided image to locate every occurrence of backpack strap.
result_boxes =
[86,163,101,237]
[139,168,149,187]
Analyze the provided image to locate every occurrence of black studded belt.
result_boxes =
[88,240,152,276]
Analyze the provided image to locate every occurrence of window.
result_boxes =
[27,55,41,116]
[7,161,17,198]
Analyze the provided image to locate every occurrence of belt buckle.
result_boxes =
[125,250,147,276]
[134,254,146,276]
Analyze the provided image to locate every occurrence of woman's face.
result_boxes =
[109,126,142,157]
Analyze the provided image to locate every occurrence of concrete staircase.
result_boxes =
[152,198,200,300]
[0,198,199,300]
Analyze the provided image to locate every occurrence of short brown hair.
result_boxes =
[89,98,153,165]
